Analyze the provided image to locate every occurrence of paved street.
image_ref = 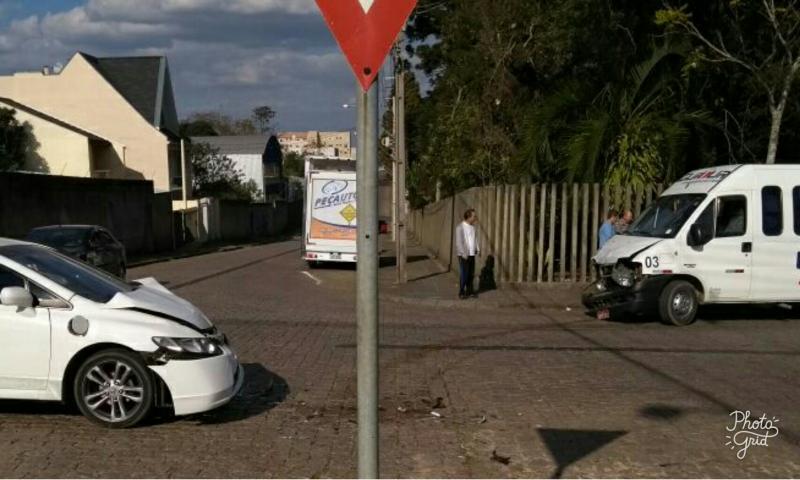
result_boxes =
[0,239,798,478]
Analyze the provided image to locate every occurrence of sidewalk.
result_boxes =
[379,238,586,310]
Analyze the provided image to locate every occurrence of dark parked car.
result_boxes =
[26,225,127,278]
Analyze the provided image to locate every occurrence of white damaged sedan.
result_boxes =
[0,238,243,428]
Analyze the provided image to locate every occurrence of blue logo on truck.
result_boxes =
[322,180,347,195]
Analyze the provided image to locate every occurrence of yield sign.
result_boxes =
[316,0,418,91]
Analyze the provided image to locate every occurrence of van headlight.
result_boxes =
[611,263,639,288]
[152,336,222,358]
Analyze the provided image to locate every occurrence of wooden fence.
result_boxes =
[408,183,666,283]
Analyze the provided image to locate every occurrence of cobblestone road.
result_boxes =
[0,240,798,477]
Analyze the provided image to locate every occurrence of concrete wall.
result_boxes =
[0,53,173,191]
[0,172,174,254]
[197,198,302,243]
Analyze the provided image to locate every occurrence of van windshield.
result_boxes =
[627,194,706,238]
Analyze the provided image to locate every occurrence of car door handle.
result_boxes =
[742,242,752,253]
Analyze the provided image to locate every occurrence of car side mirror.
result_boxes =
[688,223,711,247]
[0,287,34,308]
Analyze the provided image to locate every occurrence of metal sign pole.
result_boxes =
[356,78,380,478]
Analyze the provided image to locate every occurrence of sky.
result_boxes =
[0,0,371,131]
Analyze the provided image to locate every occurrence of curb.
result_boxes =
[379,292,581,311]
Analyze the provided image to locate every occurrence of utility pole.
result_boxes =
[396,67,408,284]
[391,92,398,243]
[356,78,380,478]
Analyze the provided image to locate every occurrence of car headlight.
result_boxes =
[611,263,636,288]
[152,336,222,358]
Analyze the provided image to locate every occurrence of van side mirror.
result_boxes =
[0,287,34,308]
[688,223,711,247]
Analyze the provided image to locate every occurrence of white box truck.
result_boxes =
[583,164,800,326]
[302,157,357,264]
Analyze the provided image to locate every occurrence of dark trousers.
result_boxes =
[459,256,476,296]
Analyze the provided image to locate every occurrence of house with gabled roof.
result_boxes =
[0,52,184,194]
[192,135,287,201]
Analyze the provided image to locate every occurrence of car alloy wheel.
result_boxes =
[75,349,154,428]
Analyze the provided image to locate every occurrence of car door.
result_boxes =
[681,193,752,301]
[0,265,51,392]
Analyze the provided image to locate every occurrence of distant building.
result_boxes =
[0,52,183,194]
[277,130,353,159]
[192,135,286,201]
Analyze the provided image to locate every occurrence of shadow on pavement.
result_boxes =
[336,343,800,357]
[587,304,800,324]
[187,363,289,425]
[0,399,75,417]
[537,428,627,479]
[639,403,686,422]
[379,255,430,268]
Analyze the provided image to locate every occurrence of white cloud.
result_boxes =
[41,8,173,41]
[84,0,317,20]
[0,0,358,131]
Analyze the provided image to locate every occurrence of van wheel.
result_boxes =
[658,280,698,326]
[74,349,154,428]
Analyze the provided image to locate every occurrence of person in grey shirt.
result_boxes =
[615,209,634,234]
[455,208,480,299]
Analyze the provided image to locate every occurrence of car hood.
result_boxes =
[594,235,662,266]
[103,277,213,331]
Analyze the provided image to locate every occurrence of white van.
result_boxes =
[583,164,800,326]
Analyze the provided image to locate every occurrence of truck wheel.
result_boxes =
[658,280,698,326]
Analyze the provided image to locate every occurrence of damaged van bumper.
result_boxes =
[582,275,670,318]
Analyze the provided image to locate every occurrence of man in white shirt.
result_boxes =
[455,208,480,299]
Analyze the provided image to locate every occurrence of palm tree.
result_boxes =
[523,42,714,187]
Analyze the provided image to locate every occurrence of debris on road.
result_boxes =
[422,396,446,409]
[430,411,443,418]
[477,415,487,424]
[491,449,511,465]
[397,406,408,413]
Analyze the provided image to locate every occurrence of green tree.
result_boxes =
[179,119,218,137]
[0,107,33,171]
[181,111,258,136]
[657,0,800,164]
[283,151,305,177]
[555,43,712,187]
[189,142,261,201]
[252,106,276,134]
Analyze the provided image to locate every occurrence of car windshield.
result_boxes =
[0,244,133,303]
[27,228,89,250]
[627,194,706,238]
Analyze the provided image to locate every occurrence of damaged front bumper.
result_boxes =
[581,275,668,318]
[148,344,244,416]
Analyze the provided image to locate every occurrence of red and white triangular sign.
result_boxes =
[316,0,418,91]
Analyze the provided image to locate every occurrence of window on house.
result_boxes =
[761,186,782,236]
